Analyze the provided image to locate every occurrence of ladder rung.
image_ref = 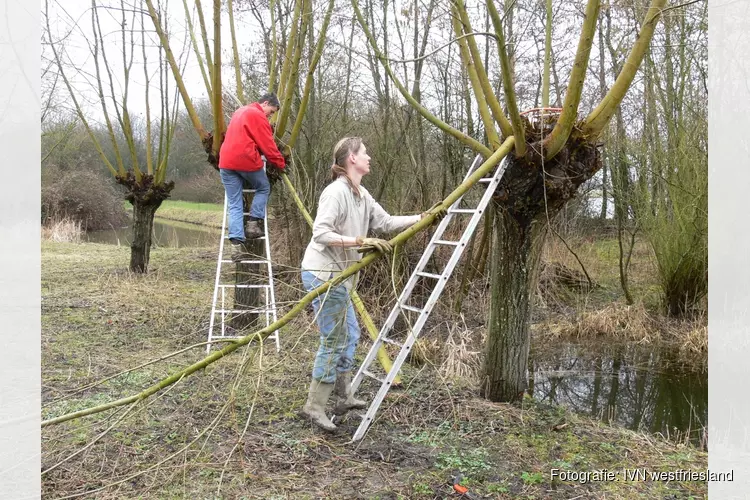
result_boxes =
[416,271,442,280]
[218,284,270,289]
[242,189,257,193]
[381,337,403,348]
[434,240,460,246]
[478,178,493,183]
[400,304,424,314]
[220,259,268,264]
[448,208,479,214]
[363,370,386,384]
[224,236,266,240]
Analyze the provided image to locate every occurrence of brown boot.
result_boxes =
[245,219,264,239]
[333,371,367,415]
[301,379,337,432]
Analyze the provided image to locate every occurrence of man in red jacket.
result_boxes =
[219,93,286,261]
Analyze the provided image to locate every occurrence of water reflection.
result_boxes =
[86,218,219,248]
[529,342,707,445]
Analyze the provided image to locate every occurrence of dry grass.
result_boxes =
[42,217,83,243]
[439,322,481,380]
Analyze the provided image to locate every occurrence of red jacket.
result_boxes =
[219,102,286,172]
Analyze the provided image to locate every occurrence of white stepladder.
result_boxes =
[348,154,510,442]
[206,186,280,353]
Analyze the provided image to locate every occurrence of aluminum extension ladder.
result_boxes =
[206,186,280,353]
[348,154,509,441]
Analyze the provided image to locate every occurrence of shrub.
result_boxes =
[41,168,128,231]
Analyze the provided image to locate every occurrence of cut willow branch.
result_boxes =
[454,0,513,138]
[451,5,502,149]
[581,0,668,137]
[145,0,208,140]
[352,0,492,158]
[487,0,526,156]
[544,0,600,159]
[42,137,514,428]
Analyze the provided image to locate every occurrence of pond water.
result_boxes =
[86,218,219,248]
[529,341,707,446]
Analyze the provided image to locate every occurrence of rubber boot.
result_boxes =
[245,219,264,239]
[333,371,367,415]
[301,379,337,431]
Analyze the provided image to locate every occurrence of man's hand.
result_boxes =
[356,237,393,255]
[421,202,448,225]
[266,163,286,184]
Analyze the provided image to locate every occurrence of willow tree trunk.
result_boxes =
[118,173,173,274]
[480,136,602,402]
[232,189,264,330]
[481,210,547,401]
[129,200,160,273]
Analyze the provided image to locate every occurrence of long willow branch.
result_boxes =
[227,0,245,104]
[581,0,667,137]
[352,0,492,157]
[544,0,600,159]
[211,0,225,156]
[276,0,303,113]
[455,0,513,137]
[90,0,126,177]
[451,6,501,149]
[42,136,514,428]
[45,0,117,177]
[145,0,208,140]
[487,0,526,157]
[288,0,335,149]
[269,0,278,92]
[281,173,402,385]
[194,0,214,83]
[277,0,311,138]
[542,0,552,108]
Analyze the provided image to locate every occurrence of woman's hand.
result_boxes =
[356,237,393,255]
[421,202,448,225]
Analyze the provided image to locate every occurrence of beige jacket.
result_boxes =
[301,177,420,289]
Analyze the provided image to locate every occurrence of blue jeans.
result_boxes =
[219,168,271,241]
[301,270,361,384]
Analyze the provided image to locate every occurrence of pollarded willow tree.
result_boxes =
[352,0,668,401]
[44,0,185,273]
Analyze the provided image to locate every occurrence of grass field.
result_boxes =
[124,200,225,228]
[41,241,707,499]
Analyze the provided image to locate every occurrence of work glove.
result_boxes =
[356,237,393,256]
[266,162,286,185]
[421,202,448,226]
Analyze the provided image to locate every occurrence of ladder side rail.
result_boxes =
[207,194,230,353]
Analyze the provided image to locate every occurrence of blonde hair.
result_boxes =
[330,136,363,196]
